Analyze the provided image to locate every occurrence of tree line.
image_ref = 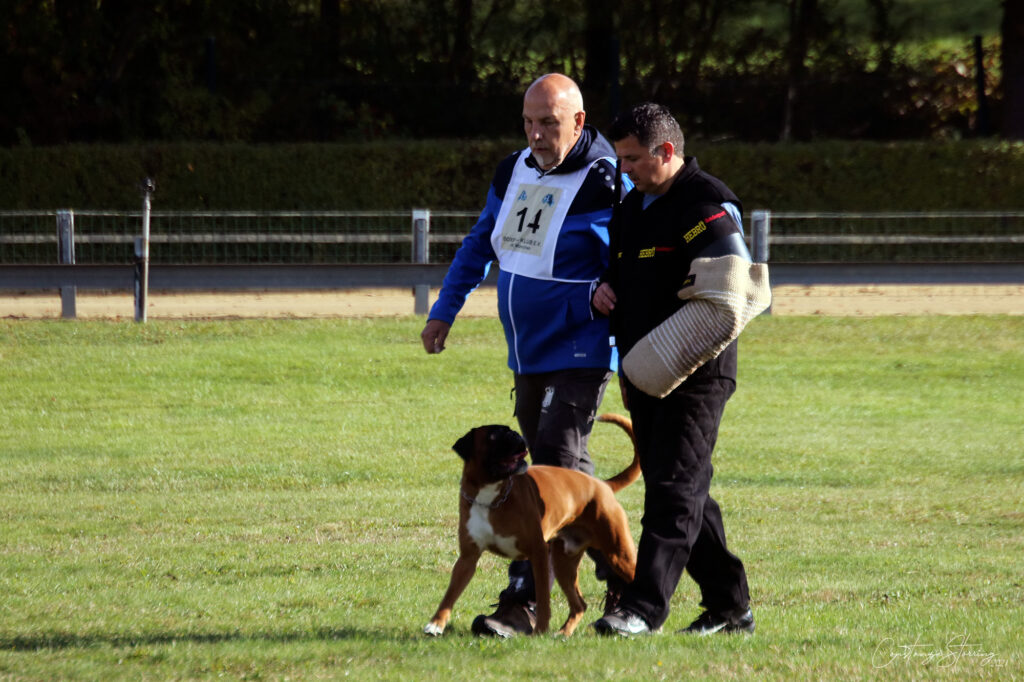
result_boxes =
[2,0,1021,146]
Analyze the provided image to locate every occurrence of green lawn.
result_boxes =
[1,316,1021,680]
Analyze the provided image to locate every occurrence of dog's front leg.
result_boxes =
[424,549,481,636]
[527,540,553,634]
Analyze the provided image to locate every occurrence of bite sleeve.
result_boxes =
[622,255,771,397]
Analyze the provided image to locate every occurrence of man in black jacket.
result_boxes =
[591,103,770,636]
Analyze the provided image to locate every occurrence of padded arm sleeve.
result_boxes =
[621,255,771,398]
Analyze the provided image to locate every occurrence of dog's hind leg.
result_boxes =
[594,508,638,584]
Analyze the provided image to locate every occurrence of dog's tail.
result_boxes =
[597,413,641,493]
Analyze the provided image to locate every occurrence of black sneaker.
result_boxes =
[592,607,656,637]
[679,608,755,635]
[471,600,536,638]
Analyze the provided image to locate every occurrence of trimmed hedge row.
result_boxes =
[1,140,1022,211]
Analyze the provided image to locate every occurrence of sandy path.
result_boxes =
[1,285,1022,320]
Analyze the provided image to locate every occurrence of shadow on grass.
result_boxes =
[1,625,425,652]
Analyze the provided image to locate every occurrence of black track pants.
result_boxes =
[622,376,750,629]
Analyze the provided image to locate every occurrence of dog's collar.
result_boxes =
[461,477,515,509]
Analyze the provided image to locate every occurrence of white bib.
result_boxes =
[491,150,606,281]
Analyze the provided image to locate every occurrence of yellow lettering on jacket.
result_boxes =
[684,221,707,243]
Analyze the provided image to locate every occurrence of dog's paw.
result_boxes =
[423,622,446,637]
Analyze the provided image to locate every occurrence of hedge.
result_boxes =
[1,140,1022,212]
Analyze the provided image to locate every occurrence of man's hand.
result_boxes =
[420,319,451,354]
[592,282,617,316]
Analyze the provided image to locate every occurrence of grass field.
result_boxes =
[1,315,1021,680]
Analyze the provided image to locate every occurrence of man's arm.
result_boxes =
[621,228,771,397]
[696,230,751,260]
[419,184,504,354]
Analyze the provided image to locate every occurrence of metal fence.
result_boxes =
[4,208,1022,319]
[0,209,479,266]
[751,210,1024,263]
[2,209,1023,266]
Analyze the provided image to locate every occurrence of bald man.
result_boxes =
[421,74,632,637]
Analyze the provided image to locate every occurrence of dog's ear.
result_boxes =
[452,428,477,461]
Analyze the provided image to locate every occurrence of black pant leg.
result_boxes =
[515,368,612,474]
[685,495,750,616]
[623,376,744,629]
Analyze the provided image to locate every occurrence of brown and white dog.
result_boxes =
[424,414,640,637]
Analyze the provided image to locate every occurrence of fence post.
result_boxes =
[412,208,430,315]
[135,178,155,322]
[56,210,76,319]
[751,209,771,263]
[750,209,772,315]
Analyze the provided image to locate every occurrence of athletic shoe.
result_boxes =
[471,600,536,638]
[679,608,755,635]
[592,607,655,637]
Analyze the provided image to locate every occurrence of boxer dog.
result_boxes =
[424,414,639,637]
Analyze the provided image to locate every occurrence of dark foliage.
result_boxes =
[0,1,1007,145]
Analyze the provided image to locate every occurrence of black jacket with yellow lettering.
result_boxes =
[602,156,743,383]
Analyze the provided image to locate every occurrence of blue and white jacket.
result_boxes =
[429,125,629,374]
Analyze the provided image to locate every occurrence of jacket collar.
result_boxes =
[524,124,613,176]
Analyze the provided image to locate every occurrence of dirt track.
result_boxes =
[2,285,1023,319]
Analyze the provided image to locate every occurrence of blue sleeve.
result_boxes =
[427,186,503,324]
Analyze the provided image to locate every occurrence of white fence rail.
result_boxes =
[3,208,1023,265]
[747,209,1024,262]
[2,208,1023,319]
[0,210,480,266]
